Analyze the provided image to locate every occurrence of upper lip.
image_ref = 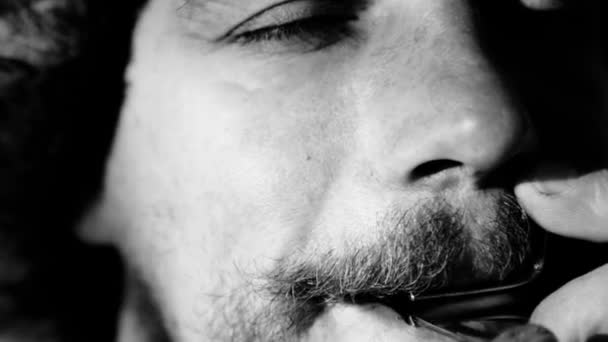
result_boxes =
[374,240,546,324]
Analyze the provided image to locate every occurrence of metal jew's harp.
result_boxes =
[397,227,549,341]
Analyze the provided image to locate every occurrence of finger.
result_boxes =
[520,0,565,10]
[515,169,608,242]
[531,264,608,342]
[492,324,557,342]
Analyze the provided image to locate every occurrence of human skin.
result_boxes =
[79,0,608,341]
[517,170,608,341]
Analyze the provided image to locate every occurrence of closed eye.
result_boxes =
[218,0,367,53]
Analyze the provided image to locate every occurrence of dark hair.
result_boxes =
[1,1,145,341]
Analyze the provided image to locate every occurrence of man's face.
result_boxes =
[84,0,607,341]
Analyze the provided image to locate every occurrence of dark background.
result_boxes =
[1,1,143,340]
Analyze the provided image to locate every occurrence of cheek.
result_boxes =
[110,45,357,270]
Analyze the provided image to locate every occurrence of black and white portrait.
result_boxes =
[1,1,608,341]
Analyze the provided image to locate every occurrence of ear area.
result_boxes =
[76,200,122,245]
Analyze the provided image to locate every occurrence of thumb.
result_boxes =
[515,168,608,242]
[530,264,608,342]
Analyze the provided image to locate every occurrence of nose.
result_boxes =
[355,3,536,188]
[405,72,533,183]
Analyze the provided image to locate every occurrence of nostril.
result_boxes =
[409,159,463,181]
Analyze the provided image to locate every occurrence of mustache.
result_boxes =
[264,194,531,332]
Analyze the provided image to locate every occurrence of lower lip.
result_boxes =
[302,303,459,342]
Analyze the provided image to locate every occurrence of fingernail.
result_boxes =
[531,179,573,196]
[492,324,558,342]
[587,334,608,342]
[528,164,578,196]
[522,0,564,10]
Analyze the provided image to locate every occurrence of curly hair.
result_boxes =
[1,1,145,341]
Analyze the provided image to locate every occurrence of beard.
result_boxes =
[202,193,533,342]
[133,193,533,342]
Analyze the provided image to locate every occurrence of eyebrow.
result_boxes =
[176,0,242,39]
[178,0,243,18]
[177,0,254,24]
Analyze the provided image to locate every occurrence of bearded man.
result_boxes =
[1,1,608,342]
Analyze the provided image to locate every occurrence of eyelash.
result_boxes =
[227,15,359,51]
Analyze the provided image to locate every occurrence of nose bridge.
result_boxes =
[356,3,532,184]
[425,65,526,171]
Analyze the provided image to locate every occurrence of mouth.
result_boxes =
[303,274,543,342]
[271,193,546,341]
[303,300,530,342]
[357,226,546,324]
[300,226,547,341]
